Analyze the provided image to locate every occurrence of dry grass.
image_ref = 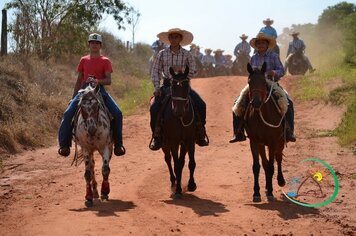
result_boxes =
[0,37,152,157]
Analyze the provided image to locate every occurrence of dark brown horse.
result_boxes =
[245,62,286,202]
[162,66,197,199]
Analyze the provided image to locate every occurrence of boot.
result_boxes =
[286,128,296,142]
[114,144,126,156]
[58,147,70,157]
[196,122,209,147]
[229,113,246,143]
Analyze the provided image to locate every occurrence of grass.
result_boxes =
[293,62,356,147]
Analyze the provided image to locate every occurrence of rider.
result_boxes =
[259,18,279,55]
[233,34,251,60]
[284,31,315,73]
[201,48,216,67]
[149,28,209,150]
[58,33,126,157]
[229,33,296,143]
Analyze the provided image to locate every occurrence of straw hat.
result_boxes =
[263,18,274,25]
[249,33,276,50]
[157,28,194,46]
[240,34,248,40]
[289,31,300,36]
[190,43,197,49]
[213,49,224,54]
[204,48,212,53]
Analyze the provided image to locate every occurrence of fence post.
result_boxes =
[1,9,7,56]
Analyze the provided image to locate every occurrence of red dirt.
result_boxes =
[1,75,355,236]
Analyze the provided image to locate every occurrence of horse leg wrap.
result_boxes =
[101,180,110,195]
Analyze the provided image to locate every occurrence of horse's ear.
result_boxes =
[247,63,253,74]
[184,65,189,76]
[169,67,175,76]
[261,62,267,74]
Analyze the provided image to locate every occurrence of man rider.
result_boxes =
[149,28,209,151]
[284,31,315,73]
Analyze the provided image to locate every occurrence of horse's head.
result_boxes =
[247,62,268,110]
[169,66,191,117]
[78,85,101,136]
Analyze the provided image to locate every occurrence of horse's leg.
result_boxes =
[259,145,269,191]
[91,157,99,199]
[163,146,175,188]
[250,141,261,202]
[172,145,183,199]
[266,145,276,201]
[100,146,112,201]
[187,143,197,192]
[276,142,286,187]
[84,150,94,207]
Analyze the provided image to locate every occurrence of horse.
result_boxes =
[244,62,286,202]
[73,80,113,207]
[232,53,250,76]
[287,50,309,75]
[161,66,198,199]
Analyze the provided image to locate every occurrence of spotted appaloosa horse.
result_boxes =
[74,82,113,207]
[161,66,198,199]
[245,62,286,202]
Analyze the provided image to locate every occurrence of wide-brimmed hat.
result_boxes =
[88,33,102,43]
[289,31,300,36]
[240,34,248,40]
[190,43,197,48]
[263,18,274,25]
[224,54,232,58]
[213,49,224,54]
[204,48,212,53]
[157,28,194,46]
[249,33,276,49]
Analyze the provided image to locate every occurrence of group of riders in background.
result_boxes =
[150,18,315,78]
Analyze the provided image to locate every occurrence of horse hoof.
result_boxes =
[85,199,93,207]
[93,190,99,199]
[187,183,197,192]
[253,196,261,202]
[174,193,183,199]
[267,195,275,202]
[100,194,109,201]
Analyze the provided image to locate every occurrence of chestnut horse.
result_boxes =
[74,81,113,207]
[162,66,198,199]
[245,63,286,202]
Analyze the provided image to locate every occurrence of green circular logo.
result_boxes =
[282,157,339,207]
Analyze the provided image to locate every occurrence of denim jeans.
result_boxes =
[150,85,206,133]
[58,86,123,148]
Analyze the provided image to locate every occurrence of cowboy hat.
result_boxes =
[289,31,300,36]
[157,28,194,46]
[240,34,248,40]
[249,33,276,50]
[204,48,212,53]
[213,49,224,53]
[263,18,274,25]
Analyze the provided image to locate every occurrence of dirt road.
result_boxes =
[1,76,355,235]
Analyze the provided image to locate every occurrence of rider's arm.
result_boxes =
[272,54,285,80]
[99,72,112,86]
[151,51,163,92]
[187,52,197,78]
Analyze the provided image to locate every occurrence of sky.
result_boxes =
[1,0,354,55]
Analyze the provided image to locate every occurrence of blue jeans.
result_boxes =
[58,86,123,148]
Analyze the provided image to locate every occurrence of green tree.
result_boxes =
[339,12,356,64]
[318,1,356,26]
[5,0,132,59]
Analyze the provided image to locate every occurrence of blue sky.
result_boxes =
[1,0,354,55]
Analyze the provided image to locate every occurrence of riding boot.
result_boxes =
[285,103,296,142]
[149,93,169,151]
[229,112,246,143]
[196,121,209,146]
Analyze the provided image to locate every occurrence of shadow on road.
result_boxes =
[163,193,229,217]
[69,199,136,217]
[246,197,320,220]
